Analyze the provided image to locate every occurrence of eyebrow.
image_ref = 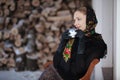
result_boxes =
[74,17,80,20]
[76,17,80,19]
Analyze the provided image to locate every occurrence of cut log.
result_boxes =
[14,34,22,47]
[54,31,60,37]
[13,12,26,18]
[51,44,58,53]
[0,42,4,49]
[54,37,60,44]
[44,22,52,29]
[4,8,10,17]
[46,55,53,62]
[43,47,50,54]
[26,54,39,71]
[5,17,10,27]
[48,42,56,49]
[0,62,3,67]
[0,58,8,65]
[68,1,76,9]
[0,49,8,58]
[46,36,54,43]
[4,47,13,53]
[14,40,22,47]
[35,23,45,33]
[3,31,10,40]
[14,34,21,40]
[0,17,4,24]
[35,40,43,50]
[36,34,46,43]
[51,23,59,31]
[12,18,18,24]
[45,31,54,37]
[25,38,36,53]
[13,47,26,56]
[43,61,53,69]
[54,0,62,10]
[7,54,15,68]
[0,31,3,40]
[0,24,3,30]
[47,14,72,21]
[9,2,16,11]
[17,0,25,6]
[15,54,26,71]
[42,56,47,65]
[1,0,7,4]
[9,33,15,41]
[57,10,70,16]
[32,0,40,7]
[24,0,31,7]
[38,65,44,71]
[0,9,3,17]
[41,7,57,17]
[10,27,19,36]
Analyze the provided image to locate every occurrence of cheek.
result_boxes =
[74,21,80,26]
[81,17,86,27]
[78,21,85,26]
[79,21,86,30]
[82,21,86,27]
[77,21,82,26]
[82,21,86,28]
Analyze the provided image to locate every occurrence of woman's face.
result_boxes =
[73,11,86,31]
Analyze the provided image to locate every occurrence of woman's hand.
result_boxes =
[61,30,71,39]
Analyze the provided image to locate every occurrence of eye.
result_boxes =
[77,18,81,21]
[72,20,75,23]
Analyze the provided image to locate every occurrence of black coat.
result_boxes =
[53,30,107,80]
[53,6,107,80]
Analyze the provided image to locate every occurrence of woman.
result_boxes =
[40,6,107,80]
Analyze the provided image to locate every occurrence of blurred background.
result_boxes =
[0,0,119,80]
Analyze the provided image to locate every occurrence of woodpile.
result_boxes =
[0,0,92,71]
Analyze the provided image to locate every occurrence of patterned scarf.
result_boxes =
[63,39,74,62]
[84,6,98,36]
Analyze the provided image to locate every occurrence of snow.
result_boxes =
[0,69,43,80]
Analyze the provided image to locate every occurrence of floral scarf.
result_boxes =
[84,6,98,36]
[63,39,74,62]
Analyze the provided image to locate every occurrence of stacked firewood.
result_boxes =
[0,0,92,71]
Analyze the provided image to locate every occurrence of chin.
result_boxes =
[78,28,84,31]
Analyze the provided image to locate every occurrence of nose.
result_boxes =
[74,21,79,28]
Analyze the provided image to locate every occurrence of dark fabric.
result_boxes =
[75,30,86,54]
[53,6,107,80]
[61,29,86,55]
[61,30,71,40]
[84,6,98,36]
[39,64,63,80]
[53,32,107,80]
[76,29,85,38]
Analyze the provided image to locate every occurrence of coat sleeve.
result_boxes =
[53,31,69,69]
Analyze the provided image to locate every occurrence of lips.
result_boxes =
[75,26,80,29]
